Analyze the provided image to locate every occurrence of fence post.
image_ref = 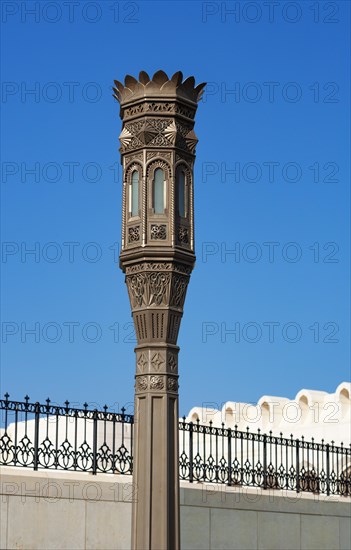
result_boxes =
[130,416,134,475]
[33,402,40,471]
[189,422,193,483]
[92,409,98,475]
[263,433,267,490]
[296,439,300,493]
[326,443,330,496]
[227,428,232,486]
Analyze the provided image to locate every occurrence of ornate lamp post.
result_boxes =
[113,70,205,550]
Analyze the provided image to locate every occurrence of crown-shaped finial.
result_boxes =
[113,70,206,106]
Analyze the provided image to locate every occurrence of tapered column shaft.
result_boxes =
[132,346,179,549]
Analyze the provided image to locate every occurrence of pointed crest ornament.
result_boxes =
[113,70,206,106]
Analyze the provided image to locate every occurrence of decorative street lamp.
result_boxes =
[113,70,205,550]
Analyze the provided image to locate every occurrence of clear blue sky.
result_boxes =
[1,1,350,416]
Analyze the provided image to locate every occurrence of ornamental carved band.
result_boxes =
[135,375,179,393]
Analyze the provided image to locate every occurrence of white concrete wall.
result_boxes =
[1,467,350,550]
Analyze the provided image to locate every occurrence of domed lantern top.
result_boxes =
[114,70,206,265]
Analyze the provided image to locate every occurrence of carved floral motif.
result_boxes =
[146,151,172,162]
[148,273,170,305]
[124,152,143,166]
[127,273,146,307]
[127,271,172,308]
[150,376,164,390]
[126,268,189,310]
[150,224,167,240]
[167,377,178,391]
[136,376,148,391]
[135,374,179,392]
[170,274,188,308]
[177,226,189,244]
[128,226,140,243]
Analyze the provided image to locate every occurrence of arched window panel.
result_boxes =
[153,168,165,214]
[131,170,139,217]
[176,168,186,218]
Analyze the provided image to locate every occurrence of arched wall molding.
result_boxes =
[337,383,351,419]
[124,162,143,219]
[146,159,171,218]
[145,158,172,180]
[124,160,144,179]
[184,383,351,444]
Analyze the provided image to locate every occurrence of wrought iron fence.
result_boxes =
[179,418,351,496]
[0,394,133,474]
[1,395,350,496]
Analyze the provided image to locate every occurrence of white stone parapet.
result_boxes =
[185,382,351,446]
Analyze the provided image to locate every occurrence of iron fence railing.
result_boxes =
[1,395,350,496]
[178,418,351,496]
[0,394,133,475]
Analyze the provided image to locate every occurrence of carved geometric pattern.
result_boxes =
[124,152,143,165]
[164,121,177,144]
[177,226,189,244]
[136,121,158,144]
[146,151,172,162]
[119,127,132,147]
[150,134,171,147]
[120,116,197,155]
[168,354,177,372]
[125,262,192,275]
[150,119,171,133]
[127,120,145,135]
[137,353,148,372]
[176,153,193,166]
[121,119,172,152]
[128,226,140,243]
[151,352,164,371]
[176,122,192,138]
[123,103,145,118]
[123,101,196,121]
[185,129,198,153]
[150,224,167,240]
